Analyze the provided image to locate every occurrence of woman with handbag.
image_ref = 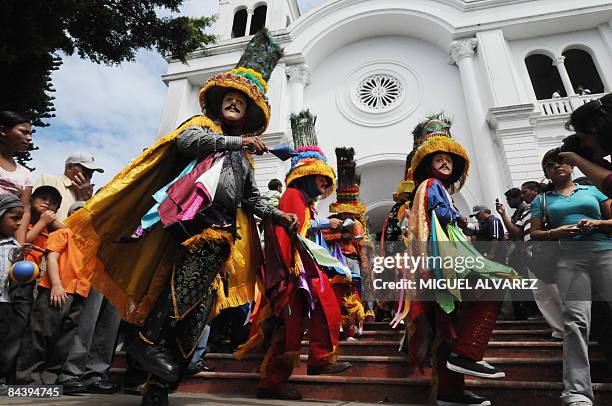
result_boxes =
[531,148,612,406]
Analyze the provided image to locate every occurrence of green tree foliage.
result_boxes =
[0,0,217,167]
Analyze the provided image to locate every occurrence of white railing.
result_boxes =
[537,93,605,116]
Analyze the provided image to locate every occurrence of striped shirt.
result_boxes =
[0,236,19,303]
[515,206,532,241]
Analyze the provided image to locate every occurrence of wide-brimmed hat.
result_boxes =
[198,29,283,137]
[410,114,470,192]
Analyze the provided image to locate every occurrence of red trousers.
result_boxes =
[258,287,335,390]
[436,300,501,396]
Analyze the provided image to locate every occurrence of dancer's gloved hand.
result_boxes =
[278,212,298,231]
[242,136,268,155]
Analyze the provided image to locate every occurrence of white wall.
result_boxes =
[305,35,480,220]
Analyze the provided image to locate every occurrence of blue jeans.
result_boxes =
[188,324,211,367]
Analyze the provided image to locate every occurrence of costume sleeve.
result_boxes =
[241,164,282,220]
[176,126,243,157]
[46,229,69,255]
[274,189,308,269]
[426,181,460,226]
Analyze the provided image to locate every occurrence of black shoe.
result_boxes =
[141,385,169,406]
[437,391,492,405]
[62,378,87,394]
[307,361,352,375]
[87,379,119,394]
[186,360,215,375]
[256,387,302,400]
[446,353,505,379]
[127,338,180,383]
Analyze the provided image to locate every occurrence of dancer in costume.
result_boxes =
[65,29,297,406]
[382,114,441,253]
[396,114,518,406]
[237,111,351,400]
[383,120,432,322]
[324,148,368,339]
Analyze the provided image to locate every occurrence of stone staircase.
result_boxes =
[112,319,612,405]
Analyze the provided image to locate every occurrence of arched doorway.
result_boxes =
[231,8,247,38]
[356,154,405,239]
[249,4,267,34]
[524,53,565,100]
[562,48,605,95]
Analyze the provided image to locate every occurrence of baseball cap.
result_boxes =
[469,205,489,217]
[65,152,104,173]
[67,201,85,217]
[32,185,63,207]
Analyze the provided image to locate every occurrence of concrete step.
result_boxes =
[113,340,602,367]
[490,329,553,341]
[168,371,612,406]
[198,353,609,382]
[363,319,551,331]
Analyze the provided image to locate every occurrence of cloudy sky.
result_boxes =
[32,0,323,187]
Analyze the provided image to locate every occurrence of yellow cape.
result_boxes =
[66,115,223,325]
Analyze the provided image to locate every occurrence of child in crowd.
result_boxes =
[0,194,32,384]
[0,111,34,243]
[0,186,63,384]
[16,201,95,388]
[26,185,63,248]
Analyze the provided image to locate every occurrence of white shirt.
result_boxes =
[0,163,32,198]
[33,174,77,221]
[0,236,20,303]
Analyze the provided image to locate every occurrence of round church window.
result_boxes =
[356,74,402,111]
[336,61,421,127]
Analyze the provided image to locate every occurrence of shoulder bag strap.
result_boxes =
[541,192,549,229]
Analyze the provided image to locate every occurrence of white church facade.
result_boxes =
[157,0,612,235]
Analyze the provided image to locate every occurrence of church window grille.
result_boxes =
[356,74,402,111]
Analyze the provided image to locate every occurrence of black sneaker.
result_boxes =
[446,353,505,379]
[186,360,215,374]
[437,391,492,406]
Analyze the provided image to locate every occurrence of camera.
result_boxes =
[558,134,595,160]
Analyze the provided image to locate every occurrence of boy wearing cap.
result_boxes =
[16,202,97,387]
[0,194,32,385]
[470,205,506,262]
[0,186,63,384]
[33,152,104,221]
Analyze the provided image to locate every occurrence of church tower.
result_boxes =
[216,0,301,41]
